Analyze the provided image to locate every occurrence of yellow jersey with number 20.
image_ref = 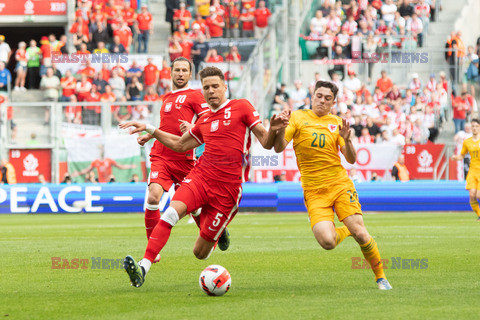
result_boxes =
[284,110,349,190]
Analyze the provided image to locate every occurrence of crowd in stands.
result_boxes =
[304,0,437,63]
[271,69,451,145]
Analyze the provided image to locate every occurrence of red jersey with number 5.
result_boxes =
[188,99,261,183]
[151,88,209,161]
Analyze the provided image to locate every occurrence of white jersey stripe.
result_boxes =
[189,128,203,144]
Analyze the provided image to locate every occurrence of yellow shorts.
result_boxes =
[303,179,362,228]
[466,170,480,190]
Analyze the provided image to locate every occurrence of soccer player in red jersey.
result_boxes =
[120,66,289,287]
[135,57,210,260]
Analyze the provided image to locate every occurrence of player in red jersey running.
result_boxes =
[136,57,230,262]
[120,66,290,287]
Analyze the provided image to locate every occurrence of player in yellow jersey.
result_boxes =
[273,80,392,290]
[452,118,480,220]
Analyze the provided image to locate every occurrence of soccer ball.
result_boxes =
[199,265,231,296]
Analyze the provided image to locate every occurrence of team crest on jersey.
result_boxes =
[328,124,337,132]
[165,102,172,112]
[211,120,219,132]
[151,171,158,179]
[223,120,231,126]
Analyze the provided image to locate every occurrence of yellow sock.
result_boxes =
[360,237,386,280]
[470,201,480,217]
[335,226,351,246]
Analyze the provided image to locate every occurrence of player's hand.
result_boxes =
[339,118,351,141]
[137,133,153,146]
[179,120,194,134]
[119,121,146,135]
[270,110,290,131]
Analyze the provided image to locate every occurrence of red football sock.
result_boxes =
[145,207,160,239]
[144,220,173,262]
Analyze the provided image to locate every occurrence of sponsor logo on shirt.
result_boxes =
[223,120,231,126]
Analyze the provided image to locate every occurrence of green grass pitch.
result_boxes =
[1,212,479,319]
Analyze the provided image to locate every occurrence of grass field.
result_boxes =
[1,212,479,319]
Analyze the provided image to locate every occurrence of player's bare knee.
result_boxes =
[193,247,209,260]
[352,229,370,244]
[318,238,336,250]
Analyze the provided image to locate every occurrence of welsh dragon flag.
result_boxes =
[65,134,143,183]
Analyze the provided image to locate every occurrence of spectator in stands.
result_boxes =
[113,98,133,125]
[158,59,171,93]
[40,67,60,125]
[94,41,109,53]
[206,6,225,38]
[290,80,308,110]
[363,34,378,82]
[72,18,90,51]
[60,70,77,102]
[310,10,327,36]
[130,173,140,183]
[113,21,133,53]
[26,40,41,89]
[399,0,414,17]
[415,0,430,35]
[143,57,158,90]
[412,118,430,144]
[144,85,160,101]
[109,69,126,101]
[392,155,409,182]
[225,45,242,62]
[239,4,255,38]
[406,12,423,47]
[376,70,393,94]
[391,128,406,146]
[168,35,183,62]
[136,4,153,53]
[205,48,224,62]
[76,74,92,102]
[453,90,474,133]
[39,36,52,76]
[272,83,291,111]
[93,71,108,93]
[408,73,422,94]
[124,60,141,85]
[225,1,240,38]
[101,85,116,103]
[110,35,127,54]
[84,84,101,125]
[191,34,209,78]
[0,62,11,94]
[65,95,82,124]
[349,168,362,183]
[13,41,27,91]
[126,76,143,101]
[466,58,479,98]
[38,173,47,184]
[0,158,17,184]
[359,127,374,144]
[173,1,192,31]
[381,0,397,27]
[26,132,40,146]
[0,35,11,64]
[111,62,126,79]
[254,0,271,39]
[424,105,438,142]
[166,0,180,34]
[343,70,361,92]
[0,95,16,143]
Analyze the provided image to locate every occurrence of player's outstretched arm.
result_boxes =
[119,121,200,153]
[339,118,356,164]
[252,112,290,150]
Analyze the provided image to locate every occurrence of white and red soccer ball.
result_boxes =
[199,265,231,296]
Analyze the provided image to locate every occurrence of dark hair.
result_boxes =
[314,80,338,99]
[171,57,193,73]
[199,66,225,82]
[472,118,480,125]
